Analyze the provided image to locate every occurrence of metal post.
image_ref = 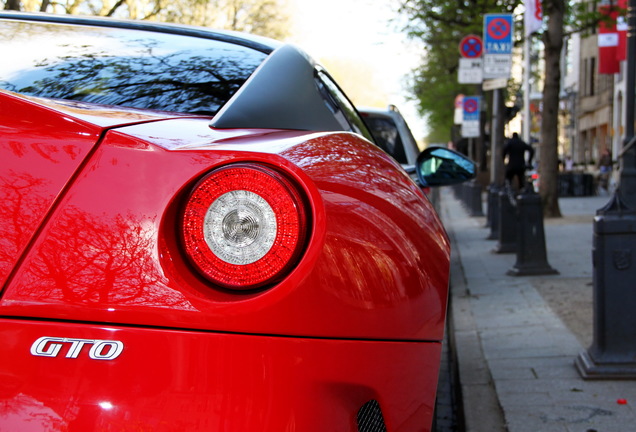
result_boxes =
[575,0,636,379]
[486,89,505,238]
[486,185,500,239]
[490,89,505,186]
[462,180,484,217]
[493,186,517,253]
[621,0,636,208]
[506,190,558,276]
[523,34,532,145]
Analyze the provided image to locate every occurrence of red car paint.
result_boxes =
[1,91,451,341]
[0,13,465,431]
[0,90,449,431]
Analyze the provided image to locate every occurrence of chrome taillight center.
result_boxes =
[204,190,277,265]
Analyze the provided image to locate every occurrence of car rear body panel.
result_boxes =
[0,92,104,291]
[0,101,450,342]
[1,318,441,431]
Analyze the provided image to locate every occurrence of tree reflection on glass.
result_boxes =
[1,22,267,114]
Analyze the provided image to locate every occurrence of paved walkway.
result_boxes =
[440,189,636,432]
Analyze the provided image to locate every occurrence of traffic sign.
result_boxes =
[454,94,464,124]
[458,58,483,84]
[483,54,512,79]
[461,122,480,138]
[483,14,513,79]
[482,77,507,91]
[462,96,480,121]
[459,35,483,58]
[462,96,480,137]
[483,14,513,54]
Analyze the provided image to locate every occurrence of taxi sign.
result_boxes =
[483,14,513,79]
[483,14,513,54]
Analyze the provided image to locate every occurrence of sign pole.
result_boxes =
[523,36,532,145]
[575,0,636,379]
[490,89,505,186]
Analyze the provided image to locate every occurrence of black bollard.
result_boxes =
[507,191,558,276]
[453,183,463,200]
[467,180,485,217]
[486,185,500,239]
[485,184,494,228]
[461,182,471,208]
[576,193,636,379]
[493,186,517,253]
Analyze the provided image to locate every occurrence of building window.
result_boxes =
[582,58,588,96]
[590,57,596,96]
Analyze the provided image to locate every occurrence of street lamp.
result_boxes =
[575,0,636,379]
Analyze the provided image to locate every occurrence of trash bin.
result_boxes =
[558,173,573,197]
[572,173,585,196]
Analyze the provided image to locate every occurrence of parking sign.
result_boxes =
[462,96,480,121]
[483,14,513,54]
[462,96,481,138]
[483,14,513,79]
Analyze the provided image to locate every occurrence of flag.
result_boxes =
[598,4,620,74]
[525,0,543,36]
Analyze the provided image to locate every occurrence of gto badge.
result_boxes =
[30,337,124,360]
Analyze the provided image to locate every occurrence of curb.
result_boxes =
[443,195,508,432]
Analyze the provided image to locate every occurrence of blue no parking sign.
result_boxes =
[461,96,481,137]
[462,96,481,121]
[483,14,513,54]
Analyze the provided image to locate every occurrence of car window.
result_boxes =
[0,20,268,115]
[314,70,374,142]
[363,116,408,165]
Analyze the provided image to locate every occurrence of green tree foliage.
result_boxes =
[3,0,166,17]
[398,0,520,142]
[399,0,610,217]
[2,0,290,39]
[409,45,475,144]
[158,0,290,39]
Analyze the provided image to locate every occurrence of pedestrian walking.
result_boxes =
[597,148,612,194]
[503,132,535,191]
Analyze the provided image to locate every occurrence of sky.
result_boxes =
[285,0,429,143]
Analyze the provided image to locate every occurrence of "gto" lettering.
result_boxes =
[30,337,124,360]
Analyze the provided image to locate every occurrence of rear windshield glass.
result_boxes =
[0,20,268,115]
[363,115,408,165]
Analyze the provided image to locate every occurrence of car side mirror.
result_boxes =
[416,146,476,187]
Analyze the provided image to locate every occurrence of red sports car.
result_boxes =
[0,12,475,431]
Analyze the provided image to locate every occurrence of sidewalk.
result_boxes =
[440,189,636,432]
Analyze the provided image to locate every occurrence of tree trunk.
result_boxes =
[539,0,565,217]
[4,0,21,10]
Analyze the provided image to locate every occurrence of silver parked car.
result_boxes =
[358,104,422,172]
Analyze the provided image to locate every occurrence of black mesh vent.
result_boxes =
[357,399,387,432]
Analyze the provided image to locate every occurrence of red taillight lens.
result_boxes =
[181,164,308,290]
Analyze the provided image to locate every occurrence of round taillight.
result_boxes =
[181,164,308,290]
